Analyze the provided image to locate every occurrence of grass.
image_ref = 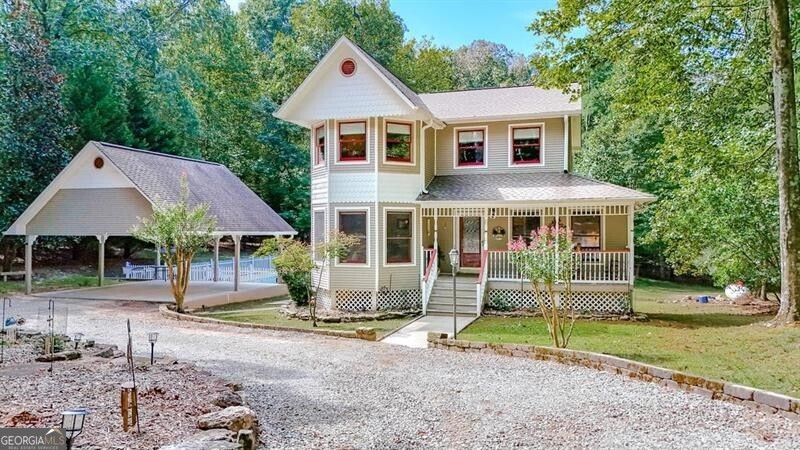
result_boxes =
[459,278,800,398]
[198,297,415,338]
[0,275,120,295]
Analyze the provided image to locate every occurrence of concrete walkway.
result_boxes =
[382,314,477,348]
[39,280,287,308]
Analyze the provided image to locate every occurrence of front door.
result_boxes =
[459,216,482,268]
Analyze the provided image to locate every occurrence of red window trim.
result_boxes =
[338,120,367,162]
[338,211,368,264]
[314,125,325,166]
[386,211,413,264]
[456,128,486,167]
[385,121,413,163]
[510,125,542,165]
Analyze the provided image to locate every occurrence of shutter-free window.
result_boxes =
[386,211,412,263]
[512,216,541,243]
[313,210,325,261]
[339,211,367,263]
[572,216,601,250]
[457,129,485,166]
[385,122,412,162]
[315,125,325,165]
[339,121,367,161]
[511,126,542,164]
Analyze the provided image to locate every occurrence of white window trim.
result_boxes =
[312,122,326,168]
[507,122,546,168]
[312,207,327,262]
[334,207,370,267]
[383,119,415,166]
[334,119,370,165]
[453,125,489,170]
[382,206,416,267]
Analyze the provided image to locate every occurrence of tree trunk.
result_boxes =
[1,237,16,272]
[769,0,800,324]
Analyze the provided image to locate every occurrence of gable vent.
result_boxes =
[340,58,356,77]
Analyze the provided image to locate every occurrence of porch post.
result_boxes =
[213,236,221,282]
[97,234,108,287]
[482,208,488,251]
[627,205,635,286]
[433,209,439,249]
[24,235,37,295]
[232,234,241,291]
[155,244,161,267]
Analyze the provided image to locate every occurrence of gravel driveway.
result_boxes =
[7,296,799,449]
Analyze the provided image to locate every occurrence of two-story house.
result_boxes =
[275,36,655,316]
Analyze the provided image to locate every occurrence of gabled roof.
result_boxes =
[417,173,656,203]
[418,85,581,122]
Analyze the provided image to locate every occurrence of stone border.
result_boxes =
[160,305,377,341]
[427,333,800,421]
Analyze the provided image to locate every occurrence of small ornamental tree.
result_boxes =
[131,177,216,313]
[256,232,358,327]
[508,225,576,348]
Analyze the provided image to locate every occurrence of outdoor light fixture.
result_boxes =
[148,332,159,365]
[73,333,83,350]
[61,408,88,450]
[448,249,460,338]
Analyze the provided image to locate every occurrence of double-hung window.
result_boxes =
[338,211,368,264]
[314,125,325,166]
[456,129,486,166]
[338,121,367,162]
[510,126,542,164]
[385,122,412,163]
[386,211,412,263]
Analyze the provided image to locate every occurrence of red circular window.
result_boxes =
[340,58,356,76]
[94,157,104,169]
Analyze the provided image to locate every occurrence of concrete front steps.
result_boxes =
[426,275,479,316]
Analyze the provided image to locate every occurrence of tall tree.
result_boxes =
[768,0,799,323]
[452,40,531,89]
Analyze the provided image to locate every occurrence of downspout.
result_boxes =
[421,121,434,194]
[563,115,570,173]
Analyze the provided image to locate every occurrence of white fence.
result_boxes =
[123,256,277,284]
[486,250,630,283]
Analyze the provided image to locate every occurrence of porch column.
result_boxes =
[433,209,439,249]
[232,234,241,291]
[627,206,635,286]
[97,234,108,287]
[482,208,489,251]
[212,236,221,282]
[24,235,37,295]
[155,244,161,266]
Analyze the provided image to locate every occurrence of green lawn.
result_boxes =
[201,299,416,338]
[459,278,800,397]
[0,275,119,295]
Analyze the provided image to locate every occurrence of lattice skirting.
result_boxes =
[377,289,421,311]
[335,290,373,311]
[316,289,332,311]
[488,289,631,314]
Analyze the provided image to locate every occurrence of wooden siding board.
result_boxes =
[328,202,376,291]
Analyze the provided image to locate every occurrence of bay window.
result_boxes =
[510,126,542,164]
[385,122,412,162]
[456,129,486,166]
[338,211,368,264]
[386,211,412,263]
[314,125,325,166]
[338,121,367,161]
[571,215,601,250]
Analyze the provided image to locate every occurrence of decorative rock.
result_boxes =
[197,406,257,433]
[237,429,256,450]
[212,391,244,408]
[355,327,377,341]
[753,389,793,411]
[158,429,238,450]
[34,350,80,362]
[91,346,117,358]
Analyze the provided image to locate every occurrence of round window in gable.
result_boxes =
[94,157,104,169]
[340,58,356,77]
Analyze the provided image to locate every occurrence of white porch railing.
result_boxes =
[421,247,438,314]
[123,256,277,284]
[486,250,630,283]
[476,250,489,315]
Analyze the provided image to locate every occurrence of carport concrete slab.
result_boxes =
[39,280,287,308]
[382,314,477,348]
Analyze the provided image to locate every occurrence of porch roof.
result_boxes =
[417,173,656,203]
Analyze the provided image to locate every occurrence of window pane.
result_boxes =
[572,215,601,249]
[339,211,367,263]
[313,211,325,260]
[457,130,485,165]
[386,122,411,161]
[513,127,539,140]
[512,216,541,242]
[386,211,412,263]
[512,127,541,163]
[339,122,366,160]
[315,126,325,164]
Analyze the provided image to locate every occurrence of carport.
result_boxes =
[4,141,296,294]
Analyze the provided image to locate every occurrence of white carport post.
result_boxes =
[213,236,221,282]
[24,235,37,295]
[97,234,108,287]
[232,234,241,291]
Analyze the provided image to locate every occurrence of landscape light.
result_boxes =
[61,408,88,450]
[148,332,159,365]
[73,333,83,350]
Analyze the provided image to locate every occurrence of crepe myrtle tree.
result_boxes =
[131,177,216,313]
[256,232,358,327]
[508,225,576,348]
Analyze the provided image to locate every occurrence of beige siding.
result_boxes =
[437,217,455,272]
[424,127,435,185]
[435,117,565,175]
[604,215,629,250]
[377,203,420,290]
[328,202,376,291]
[27,188,152,236]
[376,118,421,174]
